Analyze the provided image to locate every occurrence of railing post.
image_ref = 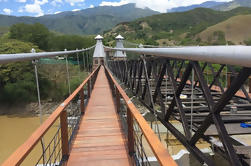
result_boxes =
[60,110,69,161]
[91,76,95,90]
[116,88,120,113]
[127,107,134,156]
[88,80,91,98]
[249,76,251,93]
[80,88,85,114]
[227,72,232,89]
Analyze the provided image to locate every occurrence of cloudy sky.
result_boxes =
[0,0,232,17]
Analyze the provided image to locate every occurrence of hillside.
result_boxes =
[198,15,251,44]
[213,0,251,11]
[0,27,8,37]
[104,7,251,45]
[0,4,159,35]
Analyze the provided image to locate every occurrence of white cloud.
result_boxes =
[3,8,12,15]
[72,8,80,11]
[100,0,128,7]
[51,0,63,7]
[54,11,62,14]
[18,7,24,12]
[65,0,85,6]
[89,4,94,8]
[16,0,26,3]
[36,0,48,5]
[99,0,232,13]
[24,0,48,17]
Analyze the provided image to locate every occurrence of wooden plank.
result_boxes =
[67,67,132,166]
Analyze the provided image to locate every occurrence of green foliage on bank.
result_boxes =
[0,23,93,105]
[0,39,41,103]
[9,23,50,50]
[8,23,95,51]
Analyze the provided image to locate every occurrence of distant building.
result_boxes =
[114,34,126,60]
[93,35,106,70]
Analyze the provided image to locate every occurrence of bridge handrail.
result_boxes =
[0,45,95,64]
[105,45,251,68]
[2,65,100,166]
[104,66,177,166]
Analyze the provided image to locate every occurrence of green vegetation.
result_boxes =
[211,31,226,45]
[48,35,95,51]
[0,26,9,37]
[198,14,251,44]
[105,7,251,46]
[8,23,95,51]
[0,23,94,105]
[0,39,41,103]
[244,39,251,45]
[9,23,50,50]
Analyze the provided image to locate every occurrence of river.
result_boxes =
[0,115,59,165]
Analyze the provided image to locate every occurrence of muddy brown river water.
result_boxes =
[0,115,59,165]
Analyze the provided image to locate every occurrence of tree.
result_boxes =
[48,35,95,52]
[0,39,42,103]
[9,23,50,50]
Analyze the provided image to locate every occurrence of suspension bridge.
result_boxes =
[1,34,251,166]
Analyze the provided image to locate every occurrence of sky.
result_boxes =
[0,0,233,17]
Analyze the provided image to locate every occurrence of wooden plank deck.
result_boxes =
[67,66,133,166]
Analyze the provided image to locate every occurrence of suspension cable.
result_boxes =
[225,65,228,89]
[82,50,86,71]
[141,56,161,140]
[76,49,81,81]
[32,48,43,124]
[190,68,194,134]
[207,64,209,85]
[65,49,71,96]
[31,48,47,164]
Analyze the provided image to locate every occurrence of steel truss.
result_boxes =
[108,57,251,166]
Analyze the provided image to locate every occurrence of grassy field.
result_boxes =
[198,14,251,44]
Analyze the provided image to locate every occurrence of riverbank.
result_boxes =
[0,102,61,116]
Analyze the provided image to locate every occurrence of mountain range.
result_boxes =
[213,0,251,11]
[1,0,251,35]
[0,4,159,35]
[104,7,251,46]
[169,0,251,12]
[168,1,225,12]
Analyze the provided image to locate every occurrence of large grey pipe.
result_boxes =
[0,45,95,64]
[106,46,251,68]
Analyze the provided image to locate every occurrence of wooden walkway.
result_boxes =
[67,67,133,166]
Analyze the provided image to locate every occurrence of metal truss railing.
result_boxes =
[2,66,100,166]
[104,66,177,166]
[106,46,251,166]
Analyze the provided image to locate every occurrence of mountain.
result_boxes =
[168,0,251,13]
[104,7,251,45]
[168,1,225,12]
[213,0,251,11]
[198,14,251,44]
[0,4,159,35]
